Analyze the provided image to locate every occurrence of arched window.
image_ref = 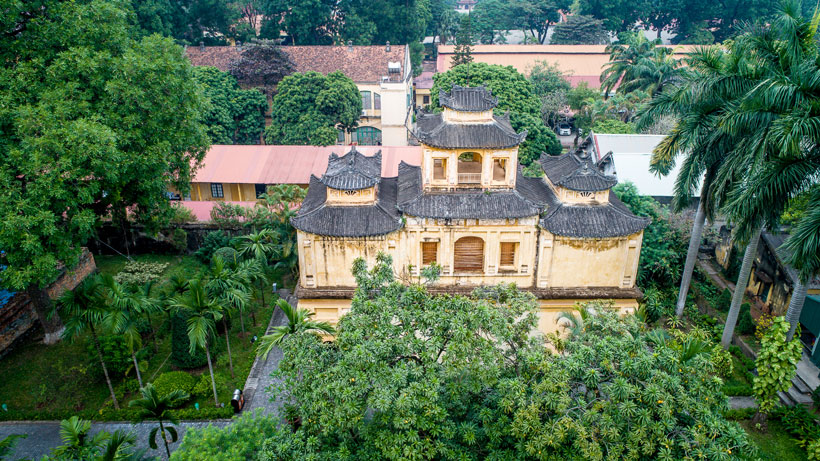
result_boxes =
[454,237,484,273]
[457,152,482,184]
[353,126,382,146]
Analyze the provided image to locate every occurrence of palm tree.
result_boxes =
[135,280,160,352]
[601,34,682,98]
[101,274,152,388]
[236,228,274,307]
[238,258,267,326]
[172,279,222,406]
[50,416,110,459]
[206,256,251,378]
[128,383,188,459]
[256,299,334,359]
[56,275,120,409]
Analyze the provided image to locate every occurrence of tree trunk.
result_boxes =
[160,420,171,459]
[223,318,234,378]
[258,279,266,307]
[91,326,120,409]
[132,351,143,389]
[205,342,219,406]
[675,200,706,318]
[721,227,763,348]
[27,286,64,345]
[239,310,246,337]
[786,280,808,341]
[145,312,157,352]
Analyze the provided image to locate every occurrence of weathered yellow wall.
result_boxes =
[189,183,257,201]
[536,231,643,289]
[422,147,519,190]
[298,231,397,288]
[326,186,377,205]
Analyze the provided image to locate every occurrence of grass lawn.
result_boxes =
[740,419,808,461]
[0,253,276,420]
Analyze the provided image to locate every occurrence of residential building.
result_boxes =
[291,86,649,336]
[435,45,695,88]
[588,133,701,198]
[414,61,436,109]
[186,43,413,146]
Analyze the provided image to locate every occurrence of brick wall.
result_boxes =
[45,248,97,300]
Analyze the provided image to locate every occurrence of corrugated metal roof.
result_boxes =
[192,145,422,185]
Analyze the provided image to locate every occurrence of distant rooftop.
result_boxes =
[186,44,407,83]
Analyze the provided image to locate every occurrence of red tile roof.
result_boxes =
[192,145,422,185]
[186,45,408,83]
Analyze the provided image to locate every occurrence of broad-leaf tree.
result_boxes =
[259,0,338,44]
[228,40,294,97]
[194,66,267,144]
[265,71,362,146]
[431,63,562,164]
[338,0,432,45]
[0,0,209,339]
[551,14,609,45]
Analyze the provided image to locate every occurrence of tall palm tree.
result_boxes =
[238,258,267,326]
[206,257,251,378]
[256,299,334,359]
[134,280,160,352]
[636,43,763,321]
[236,228,274,307]
[56,275,120,409]
[101,274,153,388]
[601,34,682,97]
[720,1,820,341]
[172,279,222,406]
[128,383,188,459]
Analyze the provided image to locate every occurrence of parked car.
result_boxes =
[557,123,572,136]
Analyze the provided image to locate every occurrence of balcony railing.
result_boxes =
[458,173,481,184]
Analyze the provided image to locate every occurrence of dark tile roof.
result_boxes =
[761,232,820,289]
[291,176,402,237]
[396,163,544,219]
[320,148,381,191]
[439,85,498,111]
[185,45,407,83]
[541,196,650,238]
[541,153,617,192]
[413,111,526,149]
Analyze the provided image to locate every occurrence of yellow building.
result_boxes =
[292,86,649,335]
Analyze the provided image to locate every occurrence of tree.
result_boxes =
[528,61,571,97]
[206,256,251,378]
[592,118,635,133]
[551,14,609,44]
[427,0,460,46]
[237,229,274,305]
[578,0,654,32]
[338,0,433,45]
[259,0,338,44]
[431,63,562,164]
[193,67,267,144]
[471,0,513,44]
[48,416,138,460]
[228,40,295,97]
[101,274,154,388]
[253,254,752,459]
[172,280,223,406]
[265,71,362,146]
[256,299,334,359]
[601,33,682,97]
[508,0,569,44]
[752,317,802,427]
[129,383,189,459]
[57,276,120,409]
[451,13,475,67]
[177,0,238,45]
[0,0,210,338]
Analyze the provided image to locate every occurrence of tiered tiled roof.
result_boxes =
[439,85,498,111]
[414,111,527,149]
[541,152,617,192]
[319,148,381,191]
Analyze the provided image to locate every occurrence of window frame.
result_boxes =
[361,91,372,110]
[210,183,224,198]
[254,184,267,199]
[432,158,447,181]
[421,241,438,266]
[374,93,381,110]
[454,236,485,273]
[499,242,518,270]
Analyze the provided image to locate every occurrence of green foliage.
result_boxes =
[173,411,279,460]
[528,60,571,97]
[171,228,189,254]
[451,13,474,67]
[212,247,239,267]
[169,203,197,225]
[601,34,682,97]
[227,41,295,95]
[612,182,689,288]
[338,0,432,46]
[152,371,197,399]
[253,254,751,459]
[550,14,609,44]
[195,231,234,263]
[265,71,362,146]
[753,316,803,415]
[774,405,820,442]
[567,81,601,110]
[431,62,561,165]
[193,66,267,144]
[0,434,26,459]
[113,261,170,286]
[724,407,757,420]
[716,289,732,312]
[737,303,755,335]
[171,310,208,369]
[0,0,210,290]
[86,334,131,377]
[591,118,635,134]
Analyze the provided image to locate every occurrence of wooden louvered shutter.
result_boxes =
[422,242,438,266]
[454,237,484,273]
[500,242,516,267]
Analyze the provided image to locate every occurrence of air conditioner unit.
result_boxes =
[388,61,401,73]
[381,76,390,82]
[361,110,367,116]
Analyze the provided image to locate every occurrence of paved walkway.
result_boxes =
[0,298,290,460]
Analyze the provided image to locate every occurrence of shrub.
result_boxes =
[171,310,208,369]
[172,411,278,460]
[723,408,756,420]
[86,334,131,377]
[152,371,196,399]
[755,312,775,340]
[211,202,246,228]
[195,231,233,263]
[809,439,820,461]
[212,247,239,266]
[171,228,189,253]
[774,405,820,441]
[716,289,732,312]
[736,303,755,335]
[170,202,197,224]
[113,261,169,286]
[192,373,212,398]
